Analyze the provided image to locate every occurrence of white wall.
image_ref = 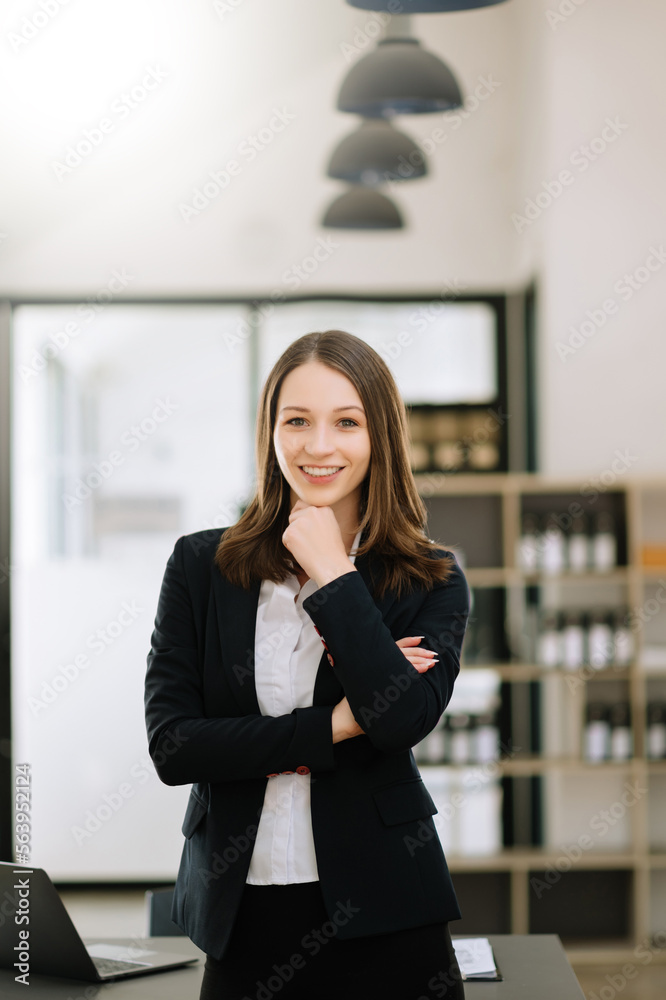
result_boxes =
[1,0,665,470]
[531,0,666,476]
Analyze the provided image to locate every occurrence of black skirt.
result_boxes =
[199,881,465,1000]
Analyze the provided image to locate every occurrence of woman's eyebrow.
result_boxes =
[279,405,365,414]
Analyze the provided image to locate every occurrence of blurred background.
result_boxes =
[1,0,666,990]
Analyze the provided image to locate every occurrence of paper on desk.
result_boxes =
[452,937,497,978]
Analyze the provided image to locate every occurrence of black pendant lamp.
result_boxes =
[327,119,427,185]
[337,37,462,117]
[347,1,508,10]
[322,187,404,229]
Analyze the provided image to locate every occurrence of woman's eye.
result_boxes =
[285,417,358,427]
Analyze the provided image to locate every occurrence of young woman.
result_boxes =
[145,329,469,999]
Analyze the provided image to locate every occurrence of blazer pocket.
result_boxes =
[373,777,438,827]
[181,785,209,839]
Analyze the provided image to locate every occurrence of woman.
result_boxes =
[145,329,469,999]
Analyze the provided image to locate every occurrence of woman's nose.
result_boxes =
[304,423,336,456]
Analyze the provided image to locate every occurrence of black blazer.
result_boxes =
[144,528,470,961]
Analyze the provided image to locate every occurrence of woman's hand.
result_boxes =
[331,636,438,743]
[332,696,364,744]
[282,500,353,587]
[395,635,439,674]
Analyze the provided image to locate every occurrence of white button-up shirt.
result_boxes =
[246,529,362,885]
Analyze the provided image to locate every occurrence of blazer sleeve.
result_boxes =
[302,552,469,754]
[144,536,336,786]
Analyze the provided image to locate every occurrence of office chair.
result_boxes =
[145,886,183,936]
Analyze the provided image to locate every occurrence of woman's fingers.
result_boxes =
[400,650,439,673]
[396,635,425,647]
[395,636,438,672]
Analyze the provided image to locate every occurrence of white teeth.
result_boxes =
[301,466,342,477]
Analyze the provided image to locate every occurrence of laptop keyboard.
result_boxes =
[93,957,152,977]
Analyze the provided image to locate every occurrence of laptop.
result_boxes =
[0,862,199,981]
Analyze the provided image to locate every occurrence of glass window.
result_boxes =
[11,304,251,877]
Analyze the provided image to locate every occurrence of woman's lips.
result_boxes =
[299,466,344,484]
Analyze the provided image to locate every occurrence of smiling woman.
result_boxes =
[145,328,470,999]
[146,330,469,1000]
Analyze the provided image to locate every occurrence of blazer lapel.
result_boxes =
[212,549,399,712]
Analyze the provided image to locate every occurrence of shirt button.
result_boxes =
[296,765,310,775]
[266,773,279,778]
[281,770,295,775]
[327,652,335,667]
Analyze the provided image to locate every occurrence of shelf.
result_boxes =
[422,757,641,775]
[416,474,666,951]
[460,663,632,681]
[464,567,631,586]
[447,849,638,872]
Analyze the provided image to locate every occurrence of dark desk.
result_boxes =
[0,934,584,998]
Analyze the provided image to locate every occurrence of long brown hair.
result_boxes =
[215,330,455,599]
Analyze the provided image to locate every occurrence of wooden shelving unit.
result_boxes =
[415,473,666,965]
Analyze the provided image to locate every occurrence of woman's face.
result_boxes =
[273,360,371,521]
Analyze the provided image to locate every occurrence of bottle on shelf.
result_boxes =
[542,513,566,575]
[516,512,540,572]
[609,702,633,760]
[646,703,666,760]
[584,702,611,762]
[472,710,500,763]
[567,513,590,573]
[448,713,472,764]
[562,611,586,671]
[537,610,562,669]
[612,610,634,667]
[588,610,614,669]
[592,511,617,573]
[425,721,448,764]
